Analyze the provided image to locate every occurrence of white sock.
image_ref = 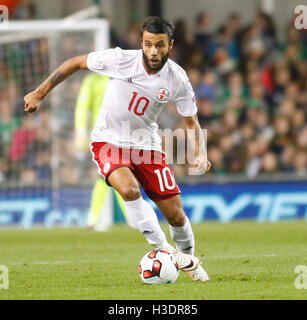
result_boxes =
[124,197,167,246]
[154,240,176,254]
[169,217,195,255]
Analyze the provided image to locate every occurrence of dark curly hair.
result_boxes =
[140,16,175,43]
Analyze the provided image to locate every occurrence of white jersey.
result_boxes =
[87,47,197,151]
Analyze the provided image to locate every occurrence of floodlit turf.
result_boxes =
[0,220,306,300]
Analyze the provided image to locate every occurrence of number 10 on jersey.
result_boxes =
[128,92,149,116]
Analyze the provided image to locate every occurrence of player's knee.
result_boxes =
[119,186,141,201]
[167,208,186,227]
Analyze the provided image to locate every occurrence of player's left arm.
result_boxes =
[184,114,211,174]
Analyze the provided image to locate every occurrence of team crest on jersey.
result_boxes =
[156,88,169,102]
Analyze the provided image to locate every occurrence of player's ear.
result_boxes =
[140,31,143,47]
[169,39,174,50]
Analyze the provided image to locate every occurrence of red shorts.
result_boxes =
[90,142,181,202]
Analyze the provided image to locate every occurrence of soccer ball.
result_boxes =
[139,250,179,284]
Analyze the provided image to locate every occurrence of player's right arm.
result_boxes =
[24,54,88,113]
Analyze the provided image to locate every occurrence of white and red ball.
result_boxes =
[139,250,179,284]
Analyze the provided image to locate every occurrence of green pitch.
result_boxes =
[0,221,306,300]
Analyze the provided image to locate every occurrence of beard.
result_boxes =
[142,50,170,72]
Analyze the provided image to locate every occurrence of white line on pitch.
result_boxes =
[7,253,301,266]
[204,253,278,259]
[7,259,109,266]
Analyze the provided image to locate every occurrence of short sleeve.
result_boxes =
[174,78,197,117]
[87,47,122,78]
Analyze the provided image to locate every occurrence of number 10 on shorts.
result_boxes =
[154,168,176,192]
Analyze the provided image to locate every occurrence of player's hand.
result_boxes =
[194,154,211,174]
[24,91,42,113]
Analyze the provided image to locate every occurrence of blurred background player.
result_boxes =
[74,72,133,231]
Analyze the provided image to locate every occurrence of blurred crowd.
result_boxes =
[160,12,307,178]
[0,7,307,186]
[0,33,52,185]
